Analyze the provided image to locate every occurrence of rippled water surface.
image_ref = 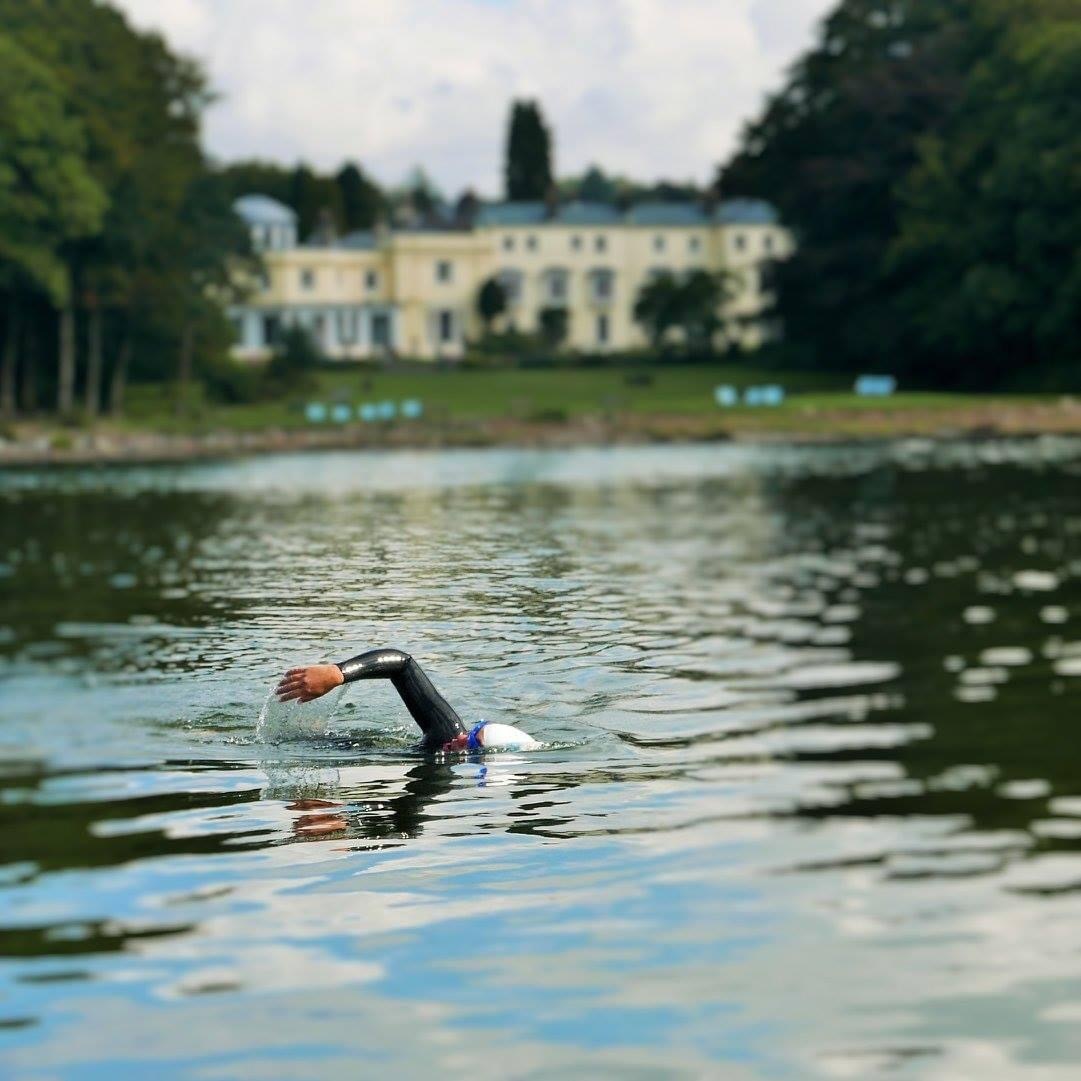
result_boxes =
[3,440,1081,1079]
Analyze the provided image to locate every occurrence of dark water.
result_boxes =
[2,440,1081,1080]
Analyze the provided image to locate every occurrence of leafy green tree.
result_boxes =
[1,0,227,416]
[476,277,507,335]
[505,100,553,200]
[218,159,294,205]
[717,0,977,373]
[889,0,1081,387]
[0,31,106,416]
[538,307,568,347]
[169,170,257,415]
[633,270,736,352]
[633,273,682,348]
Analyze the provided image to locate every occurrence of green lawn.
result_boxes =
[115,364,1052,436]
[118,364,835,432]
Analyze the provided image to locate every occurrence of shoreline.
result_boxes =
[3,400,1081,467]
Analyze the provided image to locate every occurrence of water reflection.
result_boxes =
[2,440,1081,1077]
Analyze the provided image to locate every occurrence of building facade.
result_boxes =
[229,195,791,362]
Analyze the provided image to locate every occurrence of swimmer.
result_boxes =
[275,647,538,753]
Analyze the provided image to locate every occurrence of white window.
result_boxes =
[653,235,666,253]
[526,235,538,252]
[688,235,702,253]
[436,260,453,283]
[570,235,582,252]
[371,311,391,348]
[544,268,569,304]
[589,268,614,304]
[497,268,524,306]
[365,269,379,291]
[596,313,609,346]
[300,268,316,290]
[338,310,359,345]
[733,234,747,253]
[503,235,516,252]
[438,309,455,343]
[763,233,774,254]
[594,235,607,253]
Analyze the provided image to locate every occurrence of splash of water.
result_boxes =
[256,683,346,744]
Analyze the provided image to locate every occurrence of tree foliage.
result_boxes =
[0,34,105,302]
[0,0,253,417]
[505,100,553,200]
[889,0,1081,387]
[476,277,508,333]
[633,270,736,352]
[717,0,1081,387]
[718,0,973,376]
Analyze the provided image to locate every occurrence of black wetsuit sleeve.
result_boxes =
[334,648,467,749]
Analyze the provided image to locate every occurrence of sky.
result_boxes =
[114,0,834,198]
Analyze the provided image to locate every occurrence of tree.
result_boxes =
[265,325,321,395]
[335,162,384,231]
[290,165,343,241]
[538,307,568,347]
[168,170,257,415]
[888,1,1081,387]
[633,273,682,348]
[504,100,553,200]
[578,165,617,204]
[0,30,106,417]
[633,270,736,352]
[476,277,507,334]
[218,159,294,205]
[716,0,977,374]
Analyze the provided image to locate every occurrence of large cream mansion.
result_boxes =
[230,194,791,361]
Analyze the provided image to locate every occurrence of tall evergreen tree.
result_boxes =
[504,100,553,201]
[335,162,384,231]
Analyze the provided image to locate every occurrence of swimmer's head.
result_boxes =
[442,721,538,753]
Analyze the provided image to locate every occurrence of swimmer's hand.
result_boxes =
[275,664,344,704]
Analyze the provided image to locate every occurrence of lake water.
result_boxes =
[2,440,1081,1080]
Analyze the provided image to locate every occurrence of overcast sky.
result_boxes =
[114,0,833,197]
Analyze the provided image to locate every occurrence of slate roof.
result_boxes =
[477,198,780,229]
[474,202,549,226]
[623,202,708,227]
[712,199,779,226]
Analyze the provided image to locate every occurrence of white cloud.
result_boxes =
[113,0,832,196]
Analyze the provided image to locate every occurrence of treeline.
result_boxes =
[718,0,1081,389]
[0,0,260,420]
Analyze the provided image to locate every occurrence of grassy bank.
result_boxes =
[3,363,1079,465]
[118,363,845,432]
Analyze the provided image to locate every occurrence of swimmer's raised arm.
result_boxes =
[276,647,467,749]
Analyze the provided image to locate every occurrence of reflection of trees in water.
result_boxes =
[756,462,1081,847]
[0,489,248,671]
